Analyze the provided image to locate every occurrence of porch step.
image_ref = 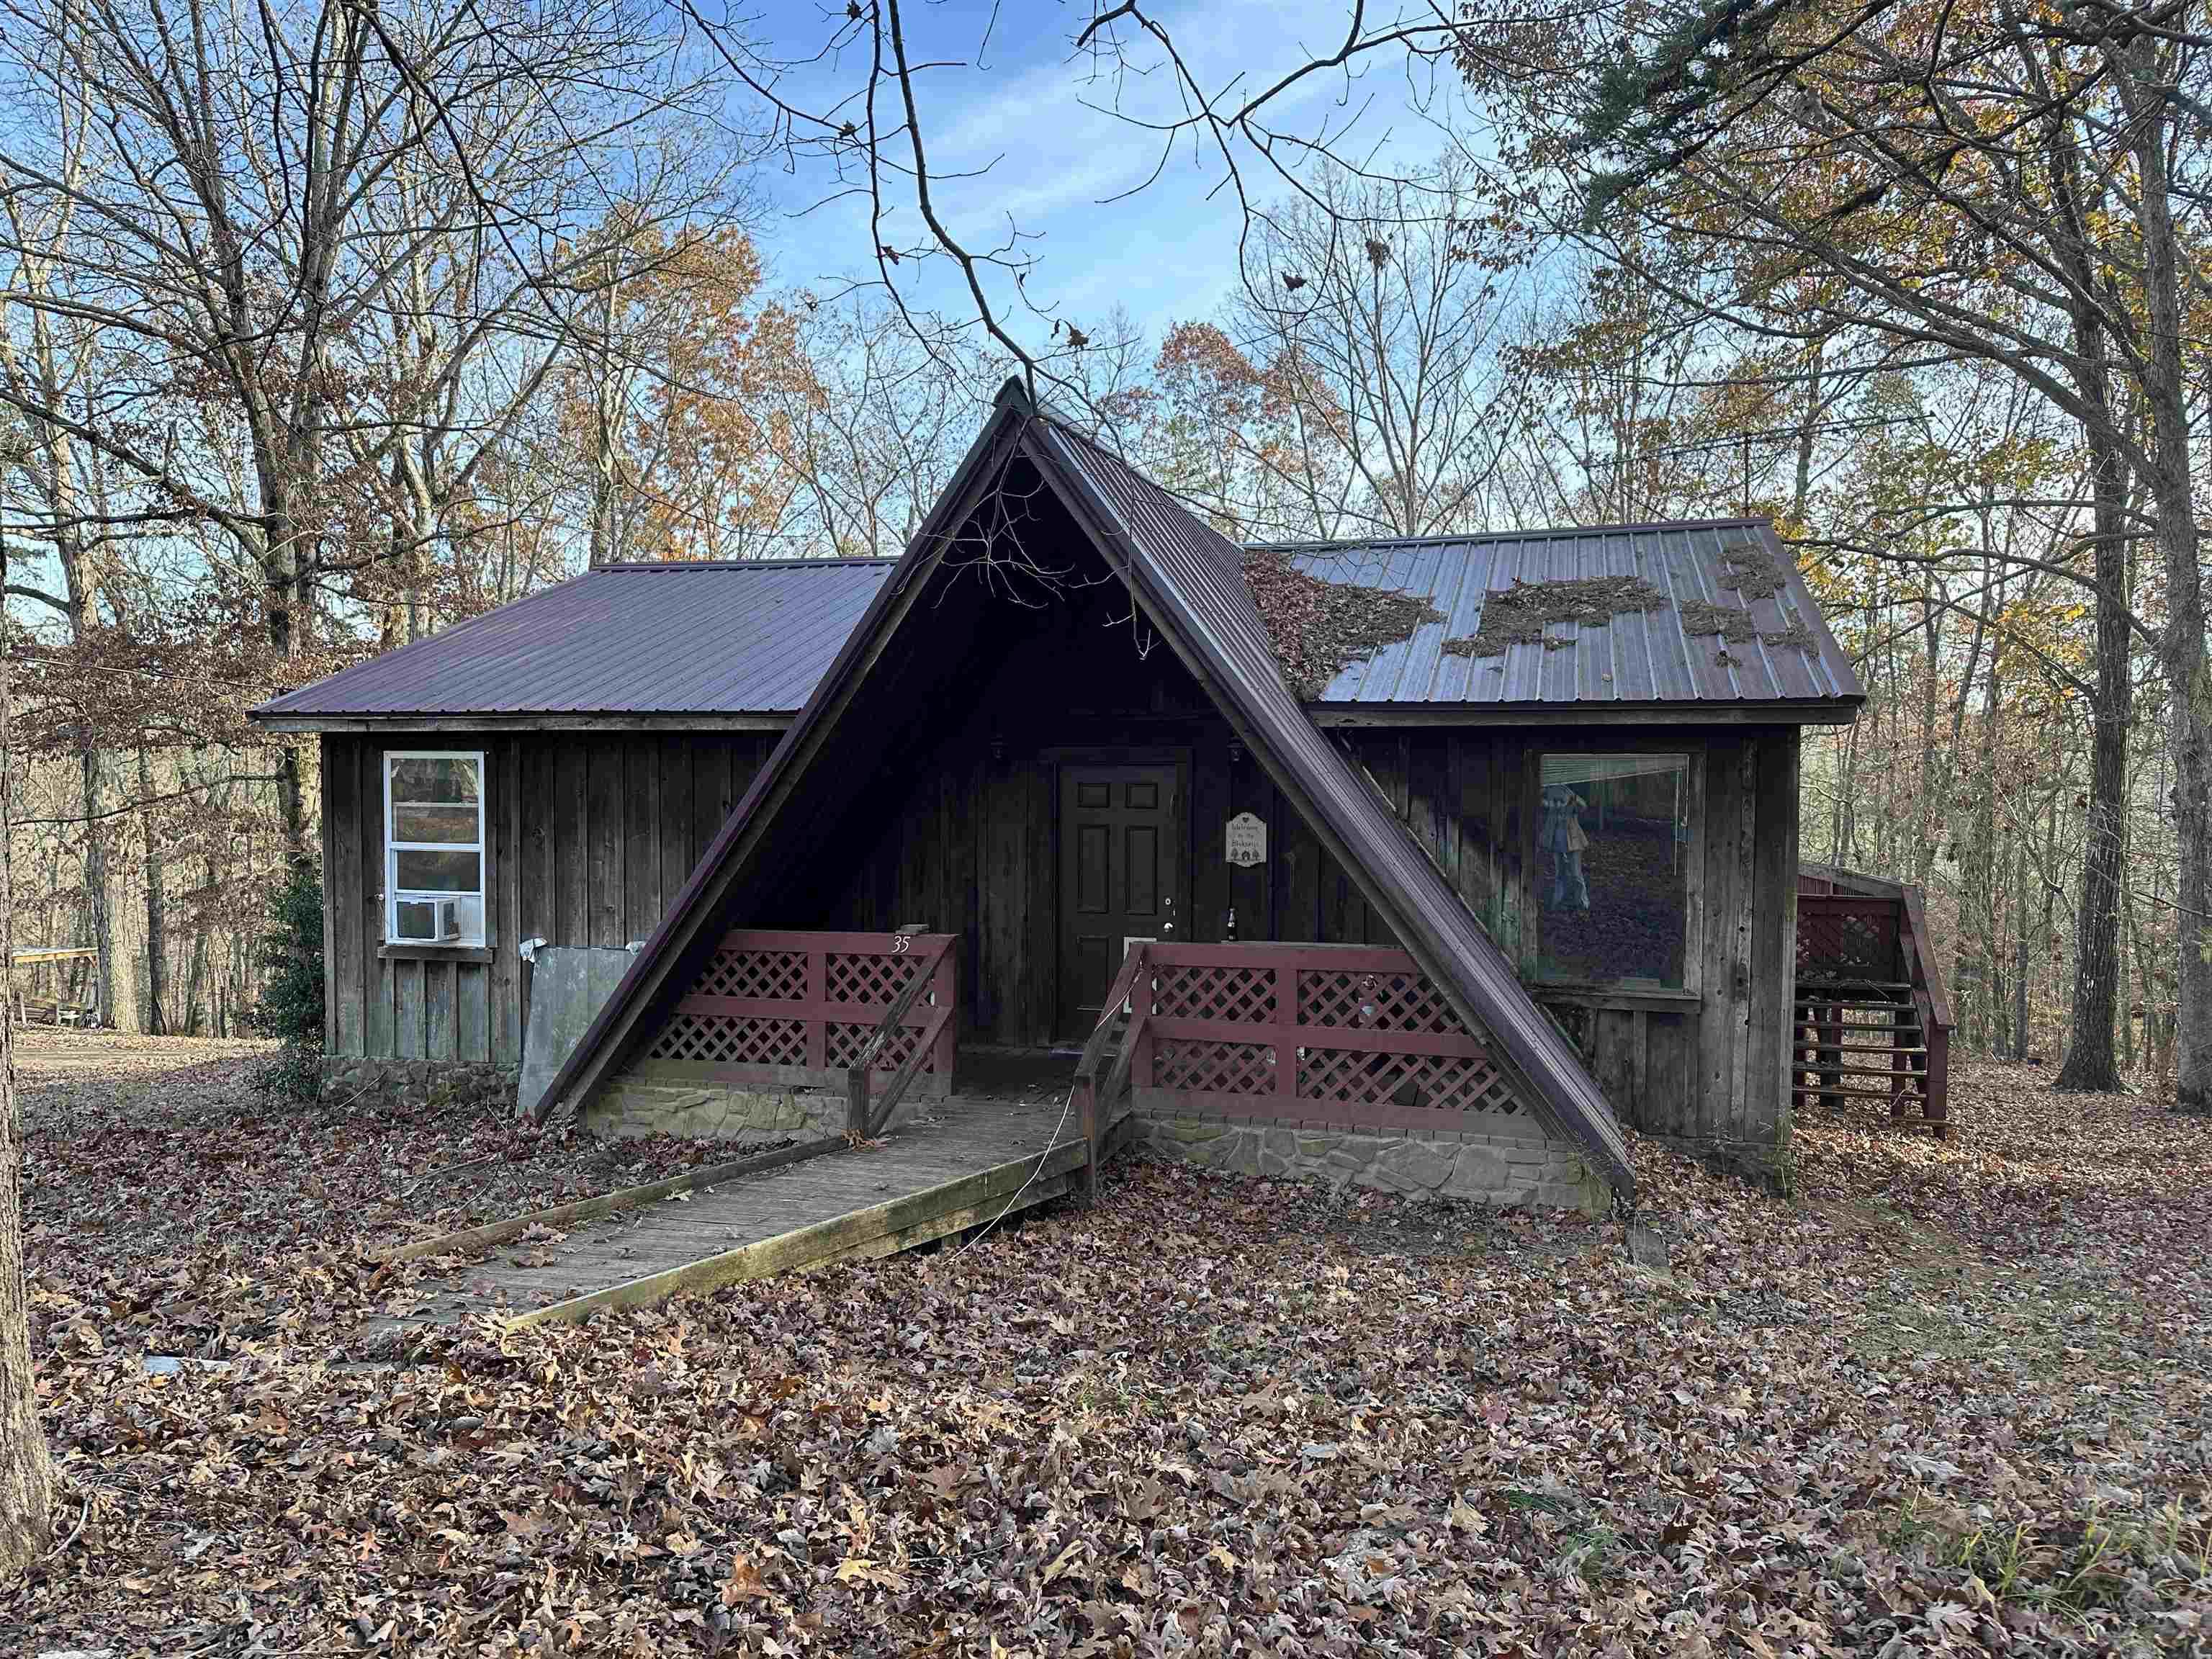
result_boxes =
[1791,1059,1929,1079]
[1791,1083,1929,1102]
[1795,998,1917,1012]
[1794,1040,1930,1055]
[1798,978,1913,992]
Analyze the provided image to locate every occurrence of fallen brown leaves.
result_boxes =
[1242,549,1443,700]
[9,1039,2211,1655]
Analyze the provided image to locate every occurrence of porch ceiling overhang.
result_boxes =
[537,382,1637,1202]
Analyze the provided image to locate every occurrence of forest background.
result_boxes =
[2,0,2206,1108]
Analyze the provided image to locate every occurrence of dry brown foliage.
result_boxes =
[7,1038,2209,1653]
[1243,550,1444,700]
[1440,575,1674,660]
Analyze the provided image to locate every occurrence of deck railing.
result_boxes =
[644,929,958,1107]
[1794,866,1952,1134]
[1071,939,1528,1198]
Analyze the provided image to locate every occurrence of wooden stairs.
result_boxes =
[1794,869,1954,1137]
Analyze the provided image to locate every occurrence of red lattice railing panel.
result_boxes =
[638,930,958,1097]
[1154,1039,1275,1096]
[827,951,928,1005]
[1298,968,1468,1033]
[649,1014,806,1068]
[1123,942,1540,1130]
[1153,963,1276,1023]
[1797,896,1899,981]
[694,948,806,1003]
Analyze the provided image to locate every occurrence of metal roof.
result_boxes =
[1278,524,1861,711]
[538,385,1637,1200]
[251,559,895,727]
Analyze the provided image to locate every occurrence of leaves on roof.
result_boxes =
[1676,600,1758,642]
[1243,547,1444,699]
[1679,601,1820,657]
[1440,575,1673,659]
[1760,619,1820,653]
[1714,538,1790,602]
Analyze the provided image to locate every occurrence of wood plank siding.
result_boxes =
[321,731,778,1069]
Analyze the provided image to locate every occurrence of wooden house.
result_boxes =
[253,382,1871,1207]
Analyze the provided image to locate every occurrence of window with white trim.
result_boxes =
[385,752,486,945]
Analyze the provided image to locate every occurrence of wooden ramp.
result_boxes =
[372,1095,1082,1334]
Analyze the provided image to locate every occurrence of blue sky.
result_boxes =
[742,0,1462,350]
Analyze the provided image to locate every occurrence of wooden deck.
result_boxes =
[372,1090,1083,1334]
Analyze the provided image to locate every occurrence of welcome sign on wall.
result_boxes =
[1226,811,1268,867]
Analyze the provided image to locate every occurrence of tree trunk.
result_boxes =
[2114,41,2211,1112]
[138,747,168,1034]
[2167,634,2212,1114]
[2056,393,2131,1091]
[75,749,119,1030]
[0,536,60,1576]
[2012,824,2031,1062]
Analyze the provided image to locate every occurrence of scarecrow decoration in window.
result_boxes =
[1532,752,1693,988]
[1539,781,1591,912]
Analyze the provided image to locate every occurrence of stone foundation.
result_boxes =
[320,1056,518,1112]
[1127,1109,1610,1215]
[581,1061,922,1146]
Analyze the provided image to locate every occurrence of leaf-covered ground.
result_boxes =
[9,1037,2210,1655]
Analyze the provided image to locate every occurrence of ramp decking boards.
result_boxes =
[366,1097,1079,1335]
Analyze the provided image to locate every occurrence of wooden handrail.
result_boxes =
[865,1001,955,1138]
[1072,943,1152,1206]
[853,942,946,1071]
[1075,946,1151,1082]
[845,940,950,1138]
[1098,999,1148,1117]
[1897,884,1954,1032]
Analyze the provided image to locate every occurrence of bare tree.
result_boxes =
[0,0,738,853]
[0,430,58,1578]
[766,294,995,559]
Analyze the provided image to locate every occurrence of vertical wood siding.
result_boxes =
[328,704,1801,1151]
[323,730,775,1070]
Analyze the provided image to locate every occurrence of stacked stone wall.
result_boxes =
[1127,1109,1608,1214]
[580,1061,929,1145]
[320,1056,517,1112]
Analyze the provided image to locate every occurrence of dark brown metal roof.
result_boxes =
[251,559,895,727]
[1275,525,1861,709]
[538,385,1636,1200]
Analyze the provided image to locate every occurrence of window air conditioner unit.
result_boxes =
[395,897,462,943]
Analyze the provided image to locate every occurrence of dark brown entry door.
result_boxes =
[1058,765,1179,1038]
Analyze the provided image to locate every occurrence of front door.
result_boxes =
[1058,764,1180,1038]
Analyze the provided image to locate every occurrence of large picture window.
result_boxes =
[1533,752,1691,988]
[385,752,485,945]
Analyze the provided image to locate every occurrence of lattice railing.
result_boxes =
[644,930,957,1097]
[1796,896,1901,983]
[1120,941,1529,1130]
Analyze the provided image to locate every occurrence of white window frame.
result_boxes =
[384,750,487,946]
